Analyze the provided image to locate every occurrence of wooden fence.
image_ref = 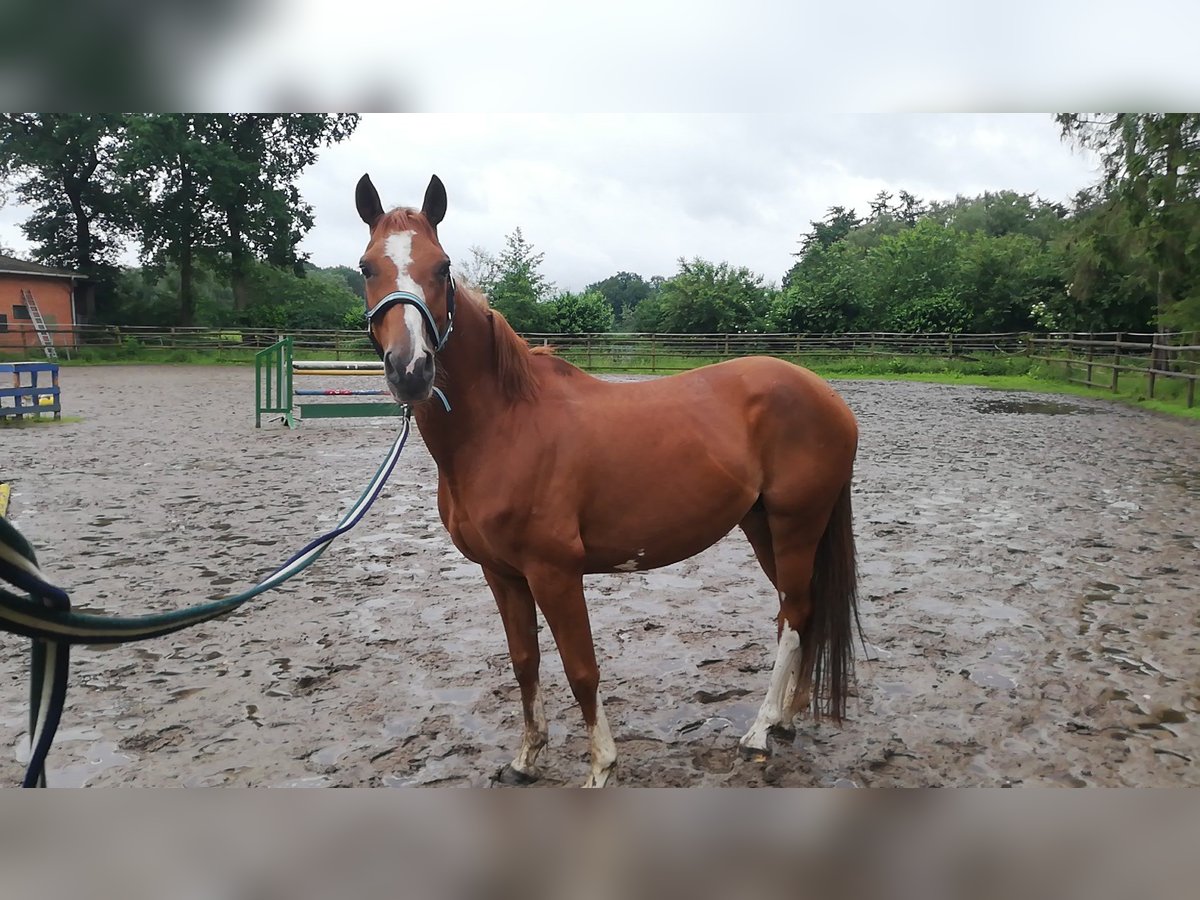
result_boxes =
[1028,332,1200,407]
[4,324,1197,406]
[2,325,1030,363]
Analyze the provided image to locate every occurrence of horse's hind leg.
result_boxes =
[524,564,617,788]
[483,569,548,784]
[738,513,822,758]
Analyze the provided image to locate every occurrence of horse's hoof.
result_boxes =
[493,763,539,786]
[583,766,615,788]
[738,741,771,762]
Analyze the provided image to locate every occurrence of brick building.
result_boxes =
[0,254,85,353]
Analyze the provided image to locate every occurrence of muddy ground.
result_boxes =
[1,365,1197,787]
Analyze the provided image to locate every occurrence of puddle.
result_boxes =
[311,744,351,767]
[39,741,134,788]
[273,775,331,788]
[969,668,1017,690]
[978,399,1084,416]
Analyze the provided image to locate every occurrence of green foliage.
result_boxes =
[929,190,1068,241]
[107,261,233,326]
[237,264,363,331]
[483,227,557,332]
[0,113,126,274]
[655,259,772,333]
[778,207,1070,334]
[105,260,362,331]
[771,242,871,332]
[880,289,972,333]
[797,206,863,257]
[1,113,359,327]
[323,264,366,300]
[551,290,615,333]
[585,271,652,320]
[1057,114,1200,332]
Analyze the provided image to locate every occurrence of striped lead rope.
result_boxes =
[0,415,410,787]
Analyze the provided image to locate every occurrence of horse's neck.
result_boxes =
[413,299,508,469]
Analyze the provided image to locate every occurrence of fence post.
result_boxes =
[651,334,658,374]
[1111,339,1120,392]
[1086,332,1094,386]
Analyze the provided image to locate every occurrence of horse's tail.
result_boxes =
[805,478,861,723]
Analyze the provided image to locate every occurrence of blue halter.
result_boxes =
[365,279,455,411]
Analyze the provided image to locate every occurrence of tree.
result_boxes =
[202,114,360,310]
[118,114,223,326]
[655,258,771,333]
[771,242,872,333]
[1043,189,1157,332]
[929,190,1068,242]
[584,271,652,320]
[797,205,863,258]
[486,227,556,332]
[460,245,499,292]
[551,290,614,333]
[0,113,127,318]
[238,263,362,331]
[1057,114,1200,337]
[322,264,366,301]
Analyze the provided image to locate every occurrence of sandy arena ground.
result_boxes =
[1,365,1197,787]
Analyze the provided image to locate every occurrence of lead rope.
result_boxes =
[0,413,411,787]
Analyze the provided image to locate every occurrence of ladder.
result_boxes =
[19,289,58,361]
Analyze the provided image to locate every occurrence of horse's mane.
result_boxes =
[456,279,546,403]
[378,207,435,238]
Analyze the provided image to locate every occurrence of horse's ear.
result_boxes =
[356,174,384,228]
[422,174,447,229]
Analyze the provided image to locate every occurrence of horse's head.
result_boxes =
[355,173,454,404]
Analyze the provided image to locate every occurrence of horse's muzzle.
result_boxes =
[384,350,435,402]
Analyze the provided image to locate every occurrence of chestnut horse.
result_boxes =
[356,174,861,787]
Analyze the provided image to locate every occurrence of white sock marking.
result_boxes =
[584,693,617,788]
[741,623,801,752]
[512,684,548,775]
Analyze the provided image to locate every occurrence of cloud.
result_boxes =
[300,114,1100,291]
[1,114,1099,291]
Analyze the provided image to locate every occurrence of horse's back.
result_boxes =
[577,354,855,441]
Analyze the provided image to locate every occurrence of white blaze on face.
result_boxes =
[383,230,432,372]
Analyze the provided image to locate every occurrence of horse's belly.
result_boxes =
[580,470,756,574]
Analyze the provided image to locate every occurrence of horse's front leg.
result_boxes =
[525,563,617,788]
[484,569,548,784]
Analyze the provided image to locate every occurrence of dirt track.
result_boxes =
[2,365,1197,787]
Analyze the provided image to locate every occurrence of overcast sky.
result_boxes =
[0,114,1102,292]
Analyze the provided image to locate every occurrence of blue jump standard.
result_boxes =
[1,361,61,421]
